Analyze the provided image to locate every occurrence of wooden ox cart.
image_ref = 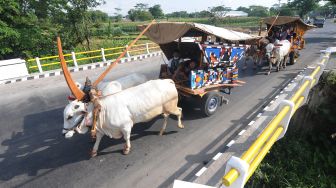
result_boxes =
[262,16,315,65]
[138,22,261,116]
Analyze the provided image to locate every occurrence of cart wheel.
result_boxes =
[289,51,295,65]
[200,92,220,117]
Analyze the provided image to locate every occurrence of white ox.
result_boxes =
[63,79,184,157]
[265,40,291,75]
[62,73,147,137]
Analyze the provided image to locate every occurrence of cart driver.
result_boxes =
[172,60,197,83]
[168,50,183,75]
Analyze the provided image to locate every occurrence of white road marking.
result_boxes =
[257,113,262,118]
[270,100,274,104]
[227,140,235,147]
[238,130,246,136]
[213,153,223,161]
[248,121,255,126]
[195,167,207,177]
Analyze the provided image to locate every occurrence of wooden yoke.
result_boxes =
[57,37,85,100]
[93,19,156,87]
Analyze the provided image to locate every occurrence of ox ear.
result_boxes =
[67,95,76,102]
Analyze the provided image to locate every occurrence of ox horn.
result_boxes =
[57,37,85,100]
[92,19,156,87]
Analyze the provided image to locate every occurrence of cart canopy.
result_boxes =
[263,16,315,33]
[138,22,261,44]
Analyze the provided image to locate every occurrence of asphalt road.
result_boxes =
[1,20,336,188]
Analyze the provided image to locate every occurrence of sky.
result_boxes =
[96,0,284,16]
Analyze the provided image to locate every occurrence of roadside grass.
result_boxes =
[246,71,336,188]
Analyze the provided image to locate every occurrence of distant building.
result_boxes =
[224,11,248,17]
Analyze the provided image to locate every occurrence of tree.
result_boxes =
[166,11,189,18]
[134,3,148,11]
[289,0,319,17]
[127,3,153,21]
[113,8,122,22]
[149,5,164,19]
[270,4,296,16]
[0,0,21,59]
[248,6,269,17]
[209,5,231,18]
[64,0,105,50]
[236,6,250,14]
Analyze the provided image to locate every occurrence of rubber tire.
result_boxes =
[200,92,221,117]
[289,51,295,65]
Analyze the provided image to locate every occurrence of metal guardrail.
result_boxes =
[221,48,334,188]
[26,43,160,73]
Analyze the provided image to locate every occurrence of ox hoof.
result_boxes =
[90,150,98,158]
[266,71,271,75]
[159,131,165,136]
[178,124,185,129]
[123,149,130,155]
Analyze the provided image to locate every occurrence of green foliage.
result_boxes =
[128,3,154,22]
[248,6,269,17]
[289,0,319,17]
[149,5,164,19]
[209,5,232,18]
[166,11,189,18]
[0,0,20,59]
[237,7,250,13]
[247,131,336,188]
[0,0,105,59]
[113,8,123,22]
[326,71,336,87]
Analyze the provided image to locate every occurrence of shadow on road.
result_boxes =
[0,106,171,186]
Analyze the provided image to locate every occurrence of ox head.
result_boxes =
[57,37,95,138]
[264,43,281,64]
[62,99,94,138]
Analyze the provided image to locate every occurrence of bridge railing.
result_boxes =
[221,48,333,188]
[26,42,160,73]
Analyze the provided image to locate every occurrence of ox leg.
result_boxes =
[283,55,288,69]
[159,113,169,136]
[276,59,280,72]
[176,107,184,129]
[122,126,132,155]
[91,131,103,157]
[267,60,272,75]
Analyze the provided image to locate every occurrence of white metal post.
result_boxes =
[101,48,106,62]
[71,52,78,67]
[146,43,150,54]
[35,57,43,73]
[222,156,249,188]
[125,45,130,58]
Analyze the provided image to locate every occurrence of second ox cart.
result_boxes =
[139,22,261,116]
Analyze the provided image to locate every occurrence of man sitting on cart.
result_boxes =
[172,60,197,84]
[168,50,183,75]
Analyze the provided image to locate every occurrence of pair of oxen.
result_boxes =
[243,38,292,75]
[62,74,184,157]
